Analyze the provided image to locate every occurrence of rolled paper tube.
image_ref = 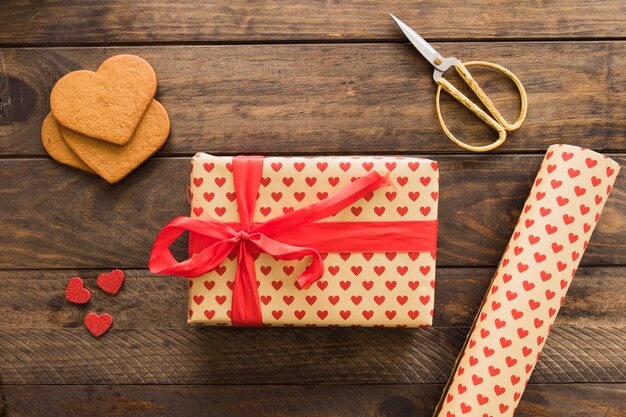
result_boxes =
[434,144,620,417]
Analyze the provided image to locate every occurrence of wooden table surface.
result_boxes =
[1,1,625,416]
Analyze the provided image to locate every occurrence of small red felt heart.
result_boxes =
[66,277,91,304]
[84,312,112,337]
[97,269,125,294]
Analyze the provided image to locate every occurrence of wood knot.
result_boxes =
[0,75,38,126]
[376,395,419,417]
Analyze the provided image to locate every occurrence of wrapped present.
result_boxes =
[150,154,439,327]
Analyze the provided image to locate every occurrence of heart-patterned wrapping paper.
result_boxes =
[435,144,620,417]
[187,154,439,326]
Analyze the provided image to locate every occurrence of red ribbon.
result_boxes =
[149,156,438,326]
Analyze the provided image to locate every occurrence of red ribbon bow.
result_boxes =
[150,156,437,326]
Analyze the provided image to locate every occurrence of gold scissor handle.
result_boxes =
[435,60,528,152]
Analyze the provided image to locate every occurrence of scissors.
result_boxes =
[390,15,528,152]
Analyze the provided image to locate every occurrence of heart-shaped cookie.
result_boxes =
[41,113,95,174]
[50,54,157,145]
[65,277,91,304]
[62,100,170,183]
[97,269,125,294]
[84,313,113,337]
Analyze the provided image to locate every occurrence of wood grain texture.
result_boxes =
[1,155,623,269]
[0,267,623,330]
[1,1,625,45]
[1,42,625,155]
[2,384,625,417]
[0,326,624,385]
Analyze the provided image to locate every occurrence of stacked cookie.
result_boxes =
[42,55,170,183]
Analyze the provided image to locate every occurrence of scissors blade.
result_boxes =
[390,14,442,68]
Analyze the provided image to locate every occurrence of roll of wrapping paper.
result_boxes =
[435,144,620,417]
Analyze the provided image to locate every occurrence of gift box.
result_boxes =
[150,154,439,327]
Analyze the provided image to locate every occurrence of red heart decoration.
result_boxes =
[97,269,125,294]
[66,277,91,304]
[84,312,112,337]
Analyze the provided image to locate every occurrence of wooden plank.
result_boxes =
[1,42,625,155]
[2,384,625,417]
[1,1,625,45]
[0,326,623,384]
[0,267,623,330]
[0,155,623,269]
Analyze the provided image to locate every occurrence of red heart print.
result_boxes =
[66,277,91,304]
[607,166,615,177]
[591,176,602,187]
[556,196,569,206]
[310,310,327,321]
[567,168,580,178]
[545,224,557,234]
[204,310,216,320]
[294,162,305,172]
[477,394,489,405]
[385,310,396,320]
[551,179,562,189]
[97,270,125,295]
[408,310,420,320]
[327,177,340,187]
[84,312,112,337]
[500,337,512,348]
[362,310,374,320]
